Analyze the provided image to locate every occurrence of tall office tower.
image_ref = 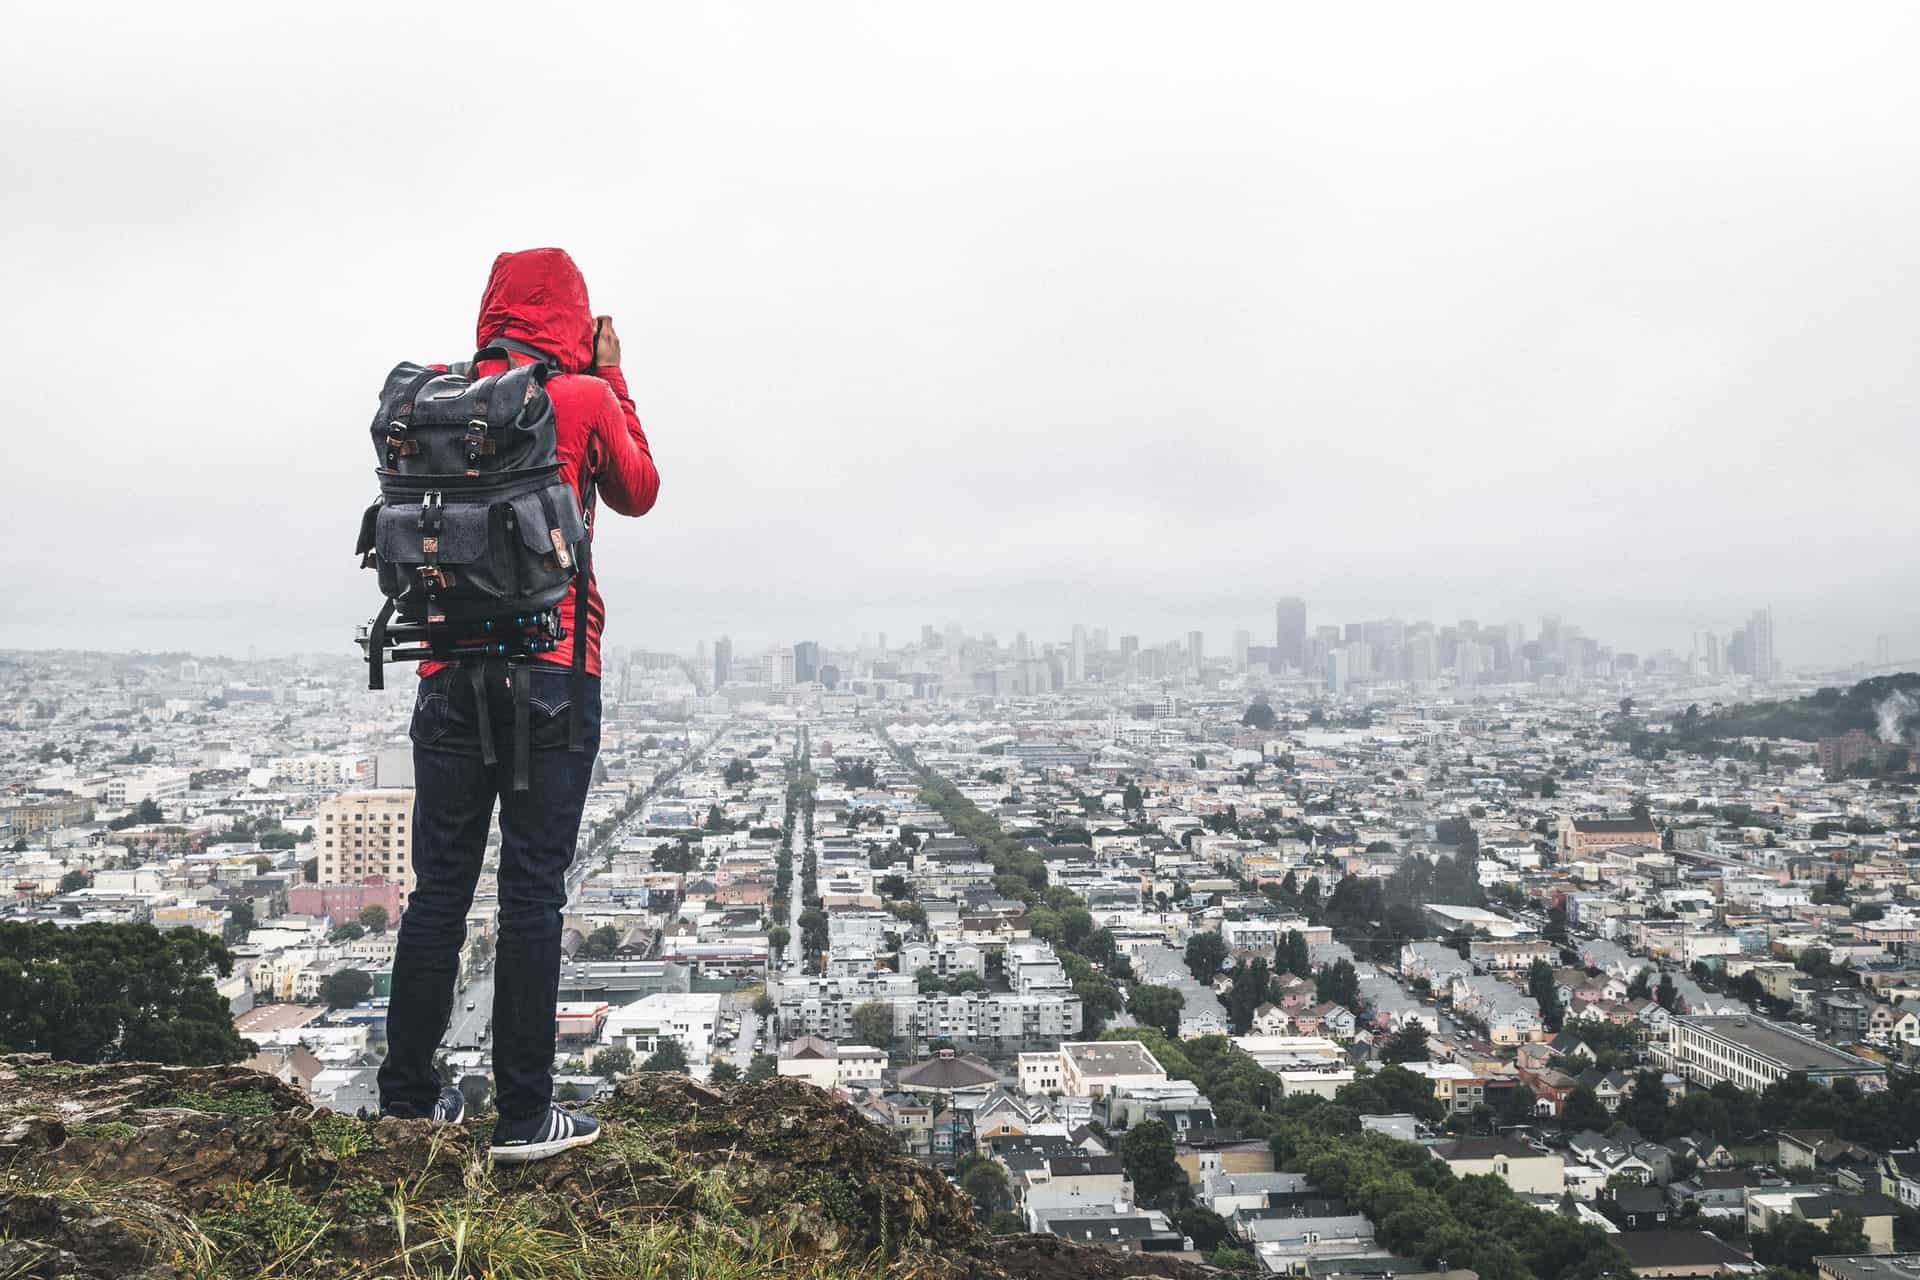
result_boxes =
[714,635,733,686]
[1119,634,1140,678]
[921,625,937,648]
[1092,628,1109,654]
[1187,630,1205,676]
[1275,598,1306,670]
[1070,624,1087,683]
[1325,648,1349,694]
[1456,643,1482,684]
[1343,622,1363,644]
[878,631,887,651]
[1408,633,1436,684]
[1691,631,1720,676]
[793,641,820,684]
[1347,639,1372,681]
[1878,635,1894,666]
[1748,607,1775,681]
[1539,615,1563,658]
[944,622,964,654]
[1727,628,1751,675]
[1232,629,1250,672]
[766,650,796,688]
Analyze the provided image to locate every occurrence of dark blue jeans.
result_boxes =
[377,658,601,1124]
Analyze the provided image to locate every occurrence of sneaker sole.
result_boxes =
[487,1126,600,1164]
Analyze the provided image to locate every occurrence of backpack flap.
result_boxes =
[373,498,493,602]
[508,486,587,575]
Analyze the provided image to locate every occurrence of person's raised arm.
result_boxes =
[584,315,659,516]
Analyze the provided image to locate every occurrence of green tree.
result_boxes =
[56,870,90,895]
[1620,1070,1670,1141]
[321,968,373,1009]
[767,925,791,951]
[1381,1022,1431,1064]
[958,1155,1012,1220]
[1130,984,1186,1039]
[753,991,775,1018]
[1226,958,1269,1034]
[745,1053,777,1083]
[709,1059,741,1084]
[579,924,621,960]
[1121,1119,1181,1201]
[1277,929,1313,978]
[595,1046,636,1079]
[1242,702,1279,731]
[357,904,389,935]
[1185,930,1229,982]
[1561,1084,1610,1133]
[1656,971,1678,1013]
[851,1000,894,1048]
[643,1039,690,1074]
[1316,959,1360,1008]
[1173,1207,1233,1251]
[0,922,253,1065]
[227,899,256,939]
[329,921,365,942]
[1529,959,1565,1033]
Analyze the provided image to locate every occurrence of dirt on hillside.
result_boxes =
[0,1054,1219,1280]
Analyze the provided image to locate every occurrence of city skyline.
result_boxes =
[3,6,1918,672]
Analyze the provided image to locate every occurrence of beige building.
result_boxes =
[1019,1041,1167,1098]
[1431,1136,1564,1195]
[317,790,416,899]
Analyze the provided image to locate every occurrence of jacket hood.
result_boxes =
[475,247,596,374]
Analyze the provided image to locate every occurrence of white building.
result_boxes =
[601,992,724,1063]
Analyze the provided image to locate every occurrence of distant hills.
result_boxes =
[1680,672,1920,744]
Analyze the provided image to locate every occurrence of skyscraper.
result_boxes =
[714,635,732,687]
[1232,629,1250,672]
[1187,630,1204,676]
[1275,598,1306,670]
[793,640,821,684]
[1070,624,1086,683]
[1748,607,1775,682]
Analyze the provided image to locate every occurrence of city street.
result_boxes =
[448,970,495,1049]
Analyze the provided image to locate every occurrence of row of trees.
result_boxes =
[1099,1028,1634,1280]
[912,773,1125,1033]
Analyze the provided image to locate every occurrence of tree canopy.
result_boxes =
[0,922,255,1066]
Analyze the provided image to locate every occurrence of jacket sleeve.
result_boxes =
[585,366,659,517]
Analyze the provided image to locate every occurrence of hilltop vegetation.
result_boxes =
[1618,673,1920,763]
[0,1056,1205,1280]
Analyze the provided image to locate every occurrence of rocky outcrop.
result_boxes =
[0,1055,1216,1280]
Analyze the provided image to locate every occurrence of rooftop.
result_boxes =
[1679,1015,1886,1075]
[1062,1041,1165,1078]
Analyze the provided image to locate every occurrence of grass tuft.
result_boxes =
[169,1088,277,1117]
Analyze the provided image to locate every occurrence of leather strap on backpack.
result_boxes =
[568,486,597,753]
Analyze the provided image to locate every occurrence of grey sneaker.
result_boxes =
[431,1085,466,1123]
[488,1104,600,1164]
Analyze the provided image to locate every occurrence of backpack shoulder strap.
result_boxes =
[475,335,561,370]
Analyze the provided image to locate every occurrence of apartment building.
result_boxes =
[1655,1014,1888,1093]
[316,790,416,898]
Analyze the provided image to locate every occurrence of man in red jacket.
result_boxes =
[377,249,658,1163]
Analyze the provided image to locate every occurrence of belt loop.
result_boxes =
[466,660,497,767]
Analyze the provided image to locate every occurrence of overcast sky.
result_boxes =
[3,2,1915,669]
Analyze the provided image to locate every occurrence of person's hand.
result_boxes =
[593,315,621,370]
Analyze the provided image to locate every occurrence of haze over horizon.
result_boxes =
[3,3,1915,668]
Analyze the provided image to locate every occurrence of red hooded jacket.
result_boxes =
[417,249,659,680]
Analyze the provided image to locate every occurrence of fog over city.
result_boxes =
[2,3,1916,666]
